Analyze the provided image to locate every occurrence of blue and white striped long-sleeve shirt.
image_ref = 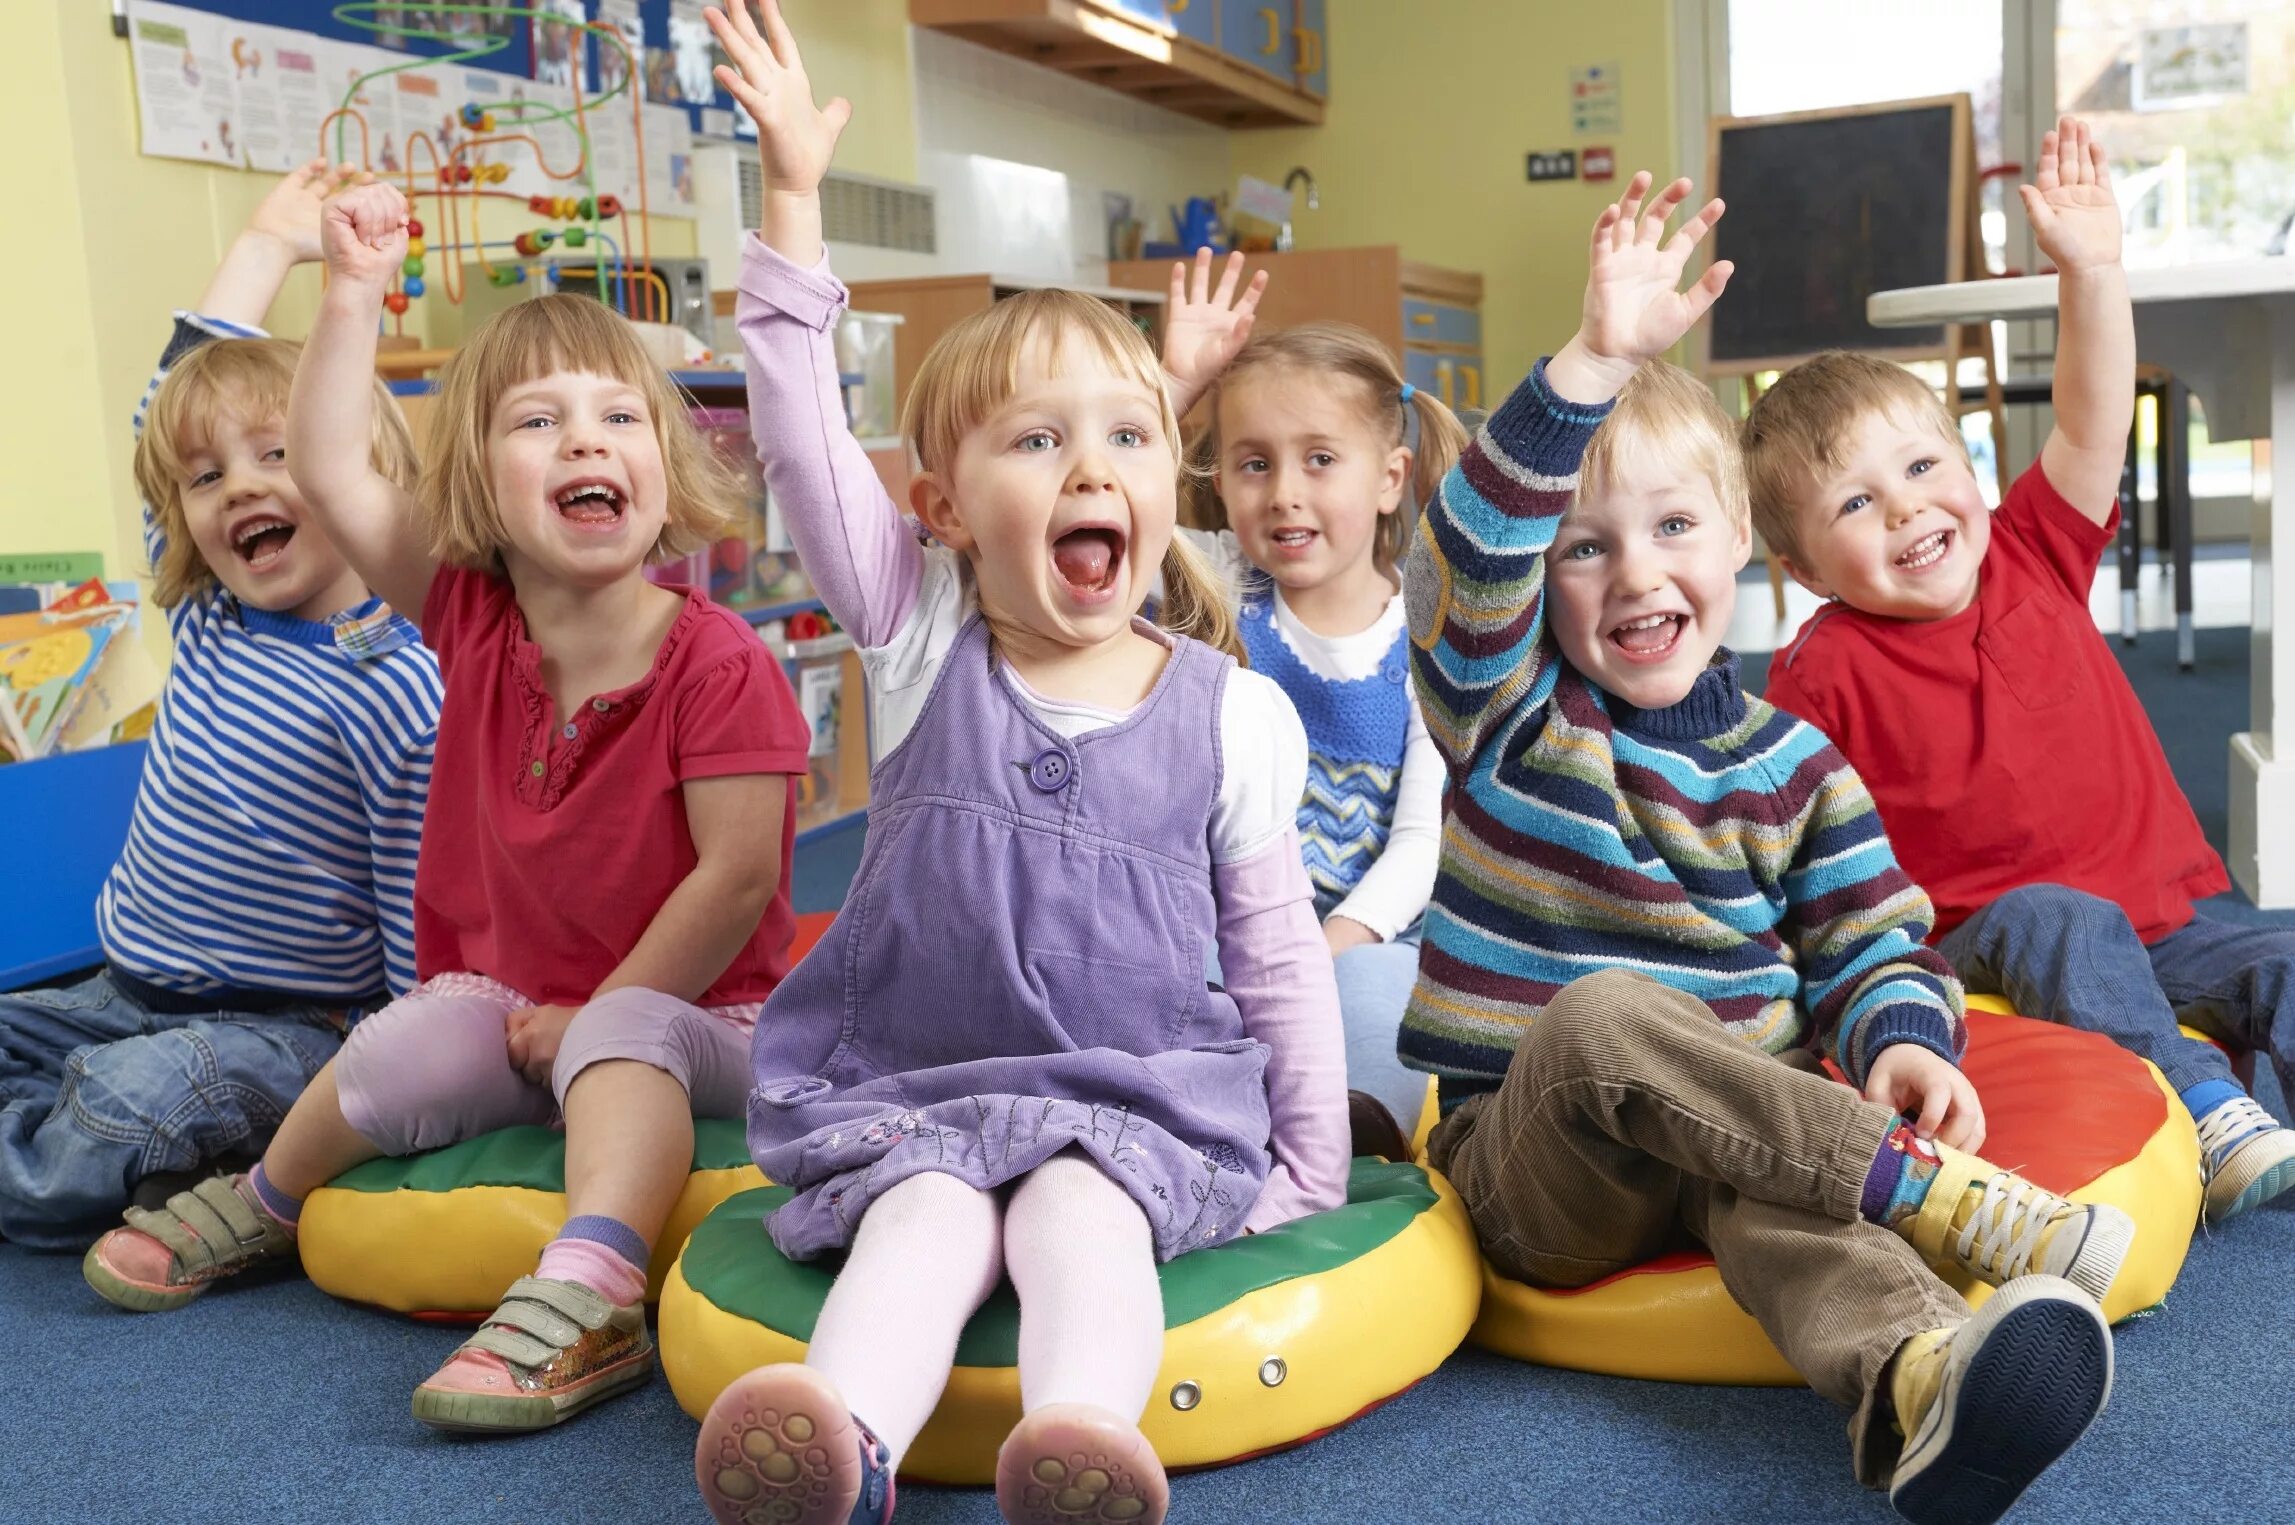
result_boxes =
[96,312,441,1004]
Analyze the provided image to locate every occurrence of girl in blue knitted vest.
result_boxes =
[1161,258,1471,1142]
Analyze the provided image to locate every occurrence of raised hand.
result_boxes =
[1583,174,1730,366]
[2023,115,2120,275]
[707,0,851,199]
[321,181,410,291]
[244,159,367,265]
[1162,249,1269,417]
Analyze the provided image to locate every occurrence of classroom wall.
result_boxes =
[1229,0,1683,395]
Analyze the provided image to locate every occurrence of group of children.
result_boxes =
[2,3,2292,1520]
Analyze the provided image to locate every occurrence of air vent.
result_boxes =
[737,159,937,254]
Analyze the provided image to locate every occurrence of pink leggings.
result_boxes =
[334,976,751,1157]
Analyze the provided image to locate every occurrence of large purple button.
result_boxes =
[1027,748,1073,792]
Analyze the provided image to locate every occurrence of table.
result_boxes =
[1870,258,2295,908]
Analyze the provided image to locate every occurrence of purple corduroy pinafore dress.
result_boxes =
[746,613,1273,1262]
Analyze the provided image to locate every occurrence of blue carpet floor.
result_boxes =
[6,625,2292,1524]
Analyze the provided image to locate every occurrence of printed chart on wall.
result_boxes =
[120,0,701,217]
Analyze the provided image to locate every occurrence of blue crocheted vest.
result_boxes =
[1238,583,1411,915]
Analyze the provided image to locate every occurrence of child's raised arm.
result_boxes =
[2026,116,2134,524]
[715,0,923,646]
[287,181,438,624]
[1161,249,1268,420]
[1407,175,1730,773]
[198,159,363,327]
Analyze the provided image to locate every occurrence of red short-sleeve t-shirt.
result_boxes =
[413,567,812,1006]
[1761,463,2226,944]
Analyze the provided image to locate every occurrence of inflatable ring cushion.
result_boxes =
[1468,1000,2203,1385]
[659,1158,1482,1485]
[297,913,837,1317]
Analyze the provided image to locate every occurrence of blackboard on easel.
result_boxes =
[1703,94,1973,375]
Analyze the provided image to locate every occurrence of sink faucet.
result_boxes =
[1277,166,1319,252]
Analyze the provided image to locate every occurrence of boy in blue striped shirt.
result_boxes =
[0,162,441,1246]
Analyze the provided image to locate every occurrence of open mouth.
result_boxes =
[1269,526,1319,559]
[553,479,627,530]
[230,514,297,570]
[1896,529,1952,571]
[1050,525,1127,606]
[1606,612,1687,663]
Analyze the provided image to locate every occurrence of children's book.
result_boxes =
[0,585,138,762]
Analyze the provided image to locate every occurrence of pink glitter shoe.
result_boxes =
[409,1276,654,1433]
[695,1363,893,1525]
[994,1404,1168,1525]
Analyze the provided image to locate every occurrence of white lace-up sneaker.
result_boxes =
[1901,1147,2134,1304]
[2196,1094,2295,1224]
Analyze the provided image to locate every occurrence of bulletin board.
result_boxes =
[1702,94,1971,375]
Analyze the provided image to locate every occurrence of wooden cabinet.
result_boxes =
[909,0,1326,128]
[1107,246,1484,416]
[835,273,1168,419]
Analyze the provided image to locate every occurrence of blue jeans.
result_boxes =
[0,970,343,1248]
[1206,924,1429,1138]
[1938,883,2295,1103]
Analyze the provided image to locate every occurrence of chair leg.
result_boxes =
[2118,404,2142,644]
[2165,380,2196,670]
[1768,551,1787,623]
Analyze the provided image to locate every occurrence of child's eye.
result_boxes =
[1237,457,1269,475]
[607,410,642,426]
[1016,430,1058,453]
[1110,426,1146,449]
[188,469,222,489]
[1308,451,1337,468]
[1658,515,1692,536]
[263,447,287,464]
[1839,493,1870,517]
[517,415,555,431]
[1909,458,1935,477]
[1558,541,1602,561]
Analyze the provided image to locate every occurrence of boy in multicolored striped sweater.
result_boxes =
[1401,173,2126,1525]
[0,163,439,1247]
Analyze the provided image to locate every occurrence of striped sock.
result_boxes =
[1860,1119,1944,1230]
[245,1161,302,1233]
[537,1215,650,1306]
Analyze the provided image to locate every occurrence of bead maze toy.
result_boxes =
[323,3,670,330]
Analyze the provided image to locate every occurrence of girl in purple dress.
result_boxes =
[693,6,1350,1524]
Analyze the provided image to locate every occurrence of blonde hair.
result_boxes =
[420,294,744,570]
[1581,360,1750,530]
[133,338,418,609]
[1741,351,1965,561]
[1201,322,1470,579]
[902,288,1238,660]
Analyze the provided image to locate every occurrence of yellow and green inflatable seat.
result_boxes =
[299,1118,763,1317]
[660,1158,1483,1484]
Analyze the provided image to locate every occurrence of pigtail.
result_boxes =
[1381,387,1470,577]
[1157,532,1242,661]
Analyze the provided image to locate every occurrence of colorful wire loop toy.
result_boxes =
[324,3,667,328]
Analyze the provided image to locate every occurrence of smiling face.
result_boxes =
[1778,405,1989,621]
[912,329,1178,659]
[1214,366,1408,602]
[484,368,670,591]
[176,409,366,621]
[1548,453,1751,710]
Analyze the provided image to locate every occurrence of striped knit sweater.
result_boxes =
[1399,360,1963,1108]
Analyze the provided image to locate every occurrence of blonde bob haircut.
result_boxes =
[1581,359,1750,532]
[133,338,418,610]
[901,288,1239,661]
[1200,321,1472,580]
[420,293,744,570]
[1741,350,1965,562]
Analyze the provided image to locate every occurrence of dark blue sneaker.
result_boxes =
[1889,1276,2112,1525]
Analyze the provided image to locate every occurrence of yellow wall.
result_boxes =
[1230,0,1681,395]
[6,0,907,584]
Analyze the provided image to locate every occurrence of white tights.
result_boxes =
[803,1154,1165,1466]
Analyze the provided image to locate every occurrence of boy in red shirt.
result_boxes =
[1747,116,2295,1226]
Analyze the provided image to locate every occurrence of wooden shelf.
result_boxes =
[910,0,1325,129]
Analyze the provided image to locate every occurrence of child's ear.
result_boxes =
[1776,548,1832,600]
[1378,444,1413,515]
[908,472,973,553]
[1729,516,1754,574]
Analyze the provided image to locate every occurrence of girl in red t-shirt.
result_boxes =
[84,182,812,1438]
